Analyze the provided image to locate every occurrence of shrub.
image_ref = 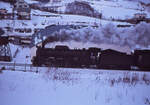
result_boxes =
[123,76,130,83]
[142,74,150,85]
[131,73,139,85]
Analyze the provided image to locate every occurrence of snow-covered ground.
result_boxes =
[9,44,31,64]
[0,68,150,105]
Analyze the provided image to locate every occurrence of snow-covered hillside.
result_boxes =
[89,0,149,19]
[1,0,149,36]
[26,0,150,19]
[0,7,132,32]
[0,68,150,105]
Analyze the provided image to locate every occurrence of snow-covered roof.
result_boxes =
[0,2,13,13]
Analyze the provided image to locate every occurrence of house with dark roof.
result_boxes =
[0,9,13,19]
[0,9,7,14]
[134,13,147,19]
[14,0,31,20]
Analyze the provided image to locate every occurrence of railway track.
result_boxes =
[0,62,149,73]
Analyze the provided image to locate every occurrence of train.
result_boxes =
[32,45,150,71]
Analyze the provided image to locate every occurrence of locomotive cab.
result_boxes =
[88,47,101,67]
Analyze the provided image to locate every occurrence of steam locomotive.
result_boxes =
[32,45,150,71]
[32,45,101,68]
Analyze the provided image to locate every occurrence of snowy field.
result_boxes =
[0,68,150,105]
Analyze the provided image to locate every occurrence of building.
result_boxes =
[134,13,147,19]
[14,0,31,20]
[0,8,13,19]
[0,9,7,14]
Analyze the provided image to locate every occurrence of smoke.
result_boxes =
[44,22,150,49]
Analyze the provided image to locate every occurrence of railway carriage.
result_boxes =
[133,50,150,71]
[98,49,134,70]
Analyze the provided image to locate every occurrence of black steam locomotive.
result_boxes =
[32,45,150,71]
[32,45,101,68]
